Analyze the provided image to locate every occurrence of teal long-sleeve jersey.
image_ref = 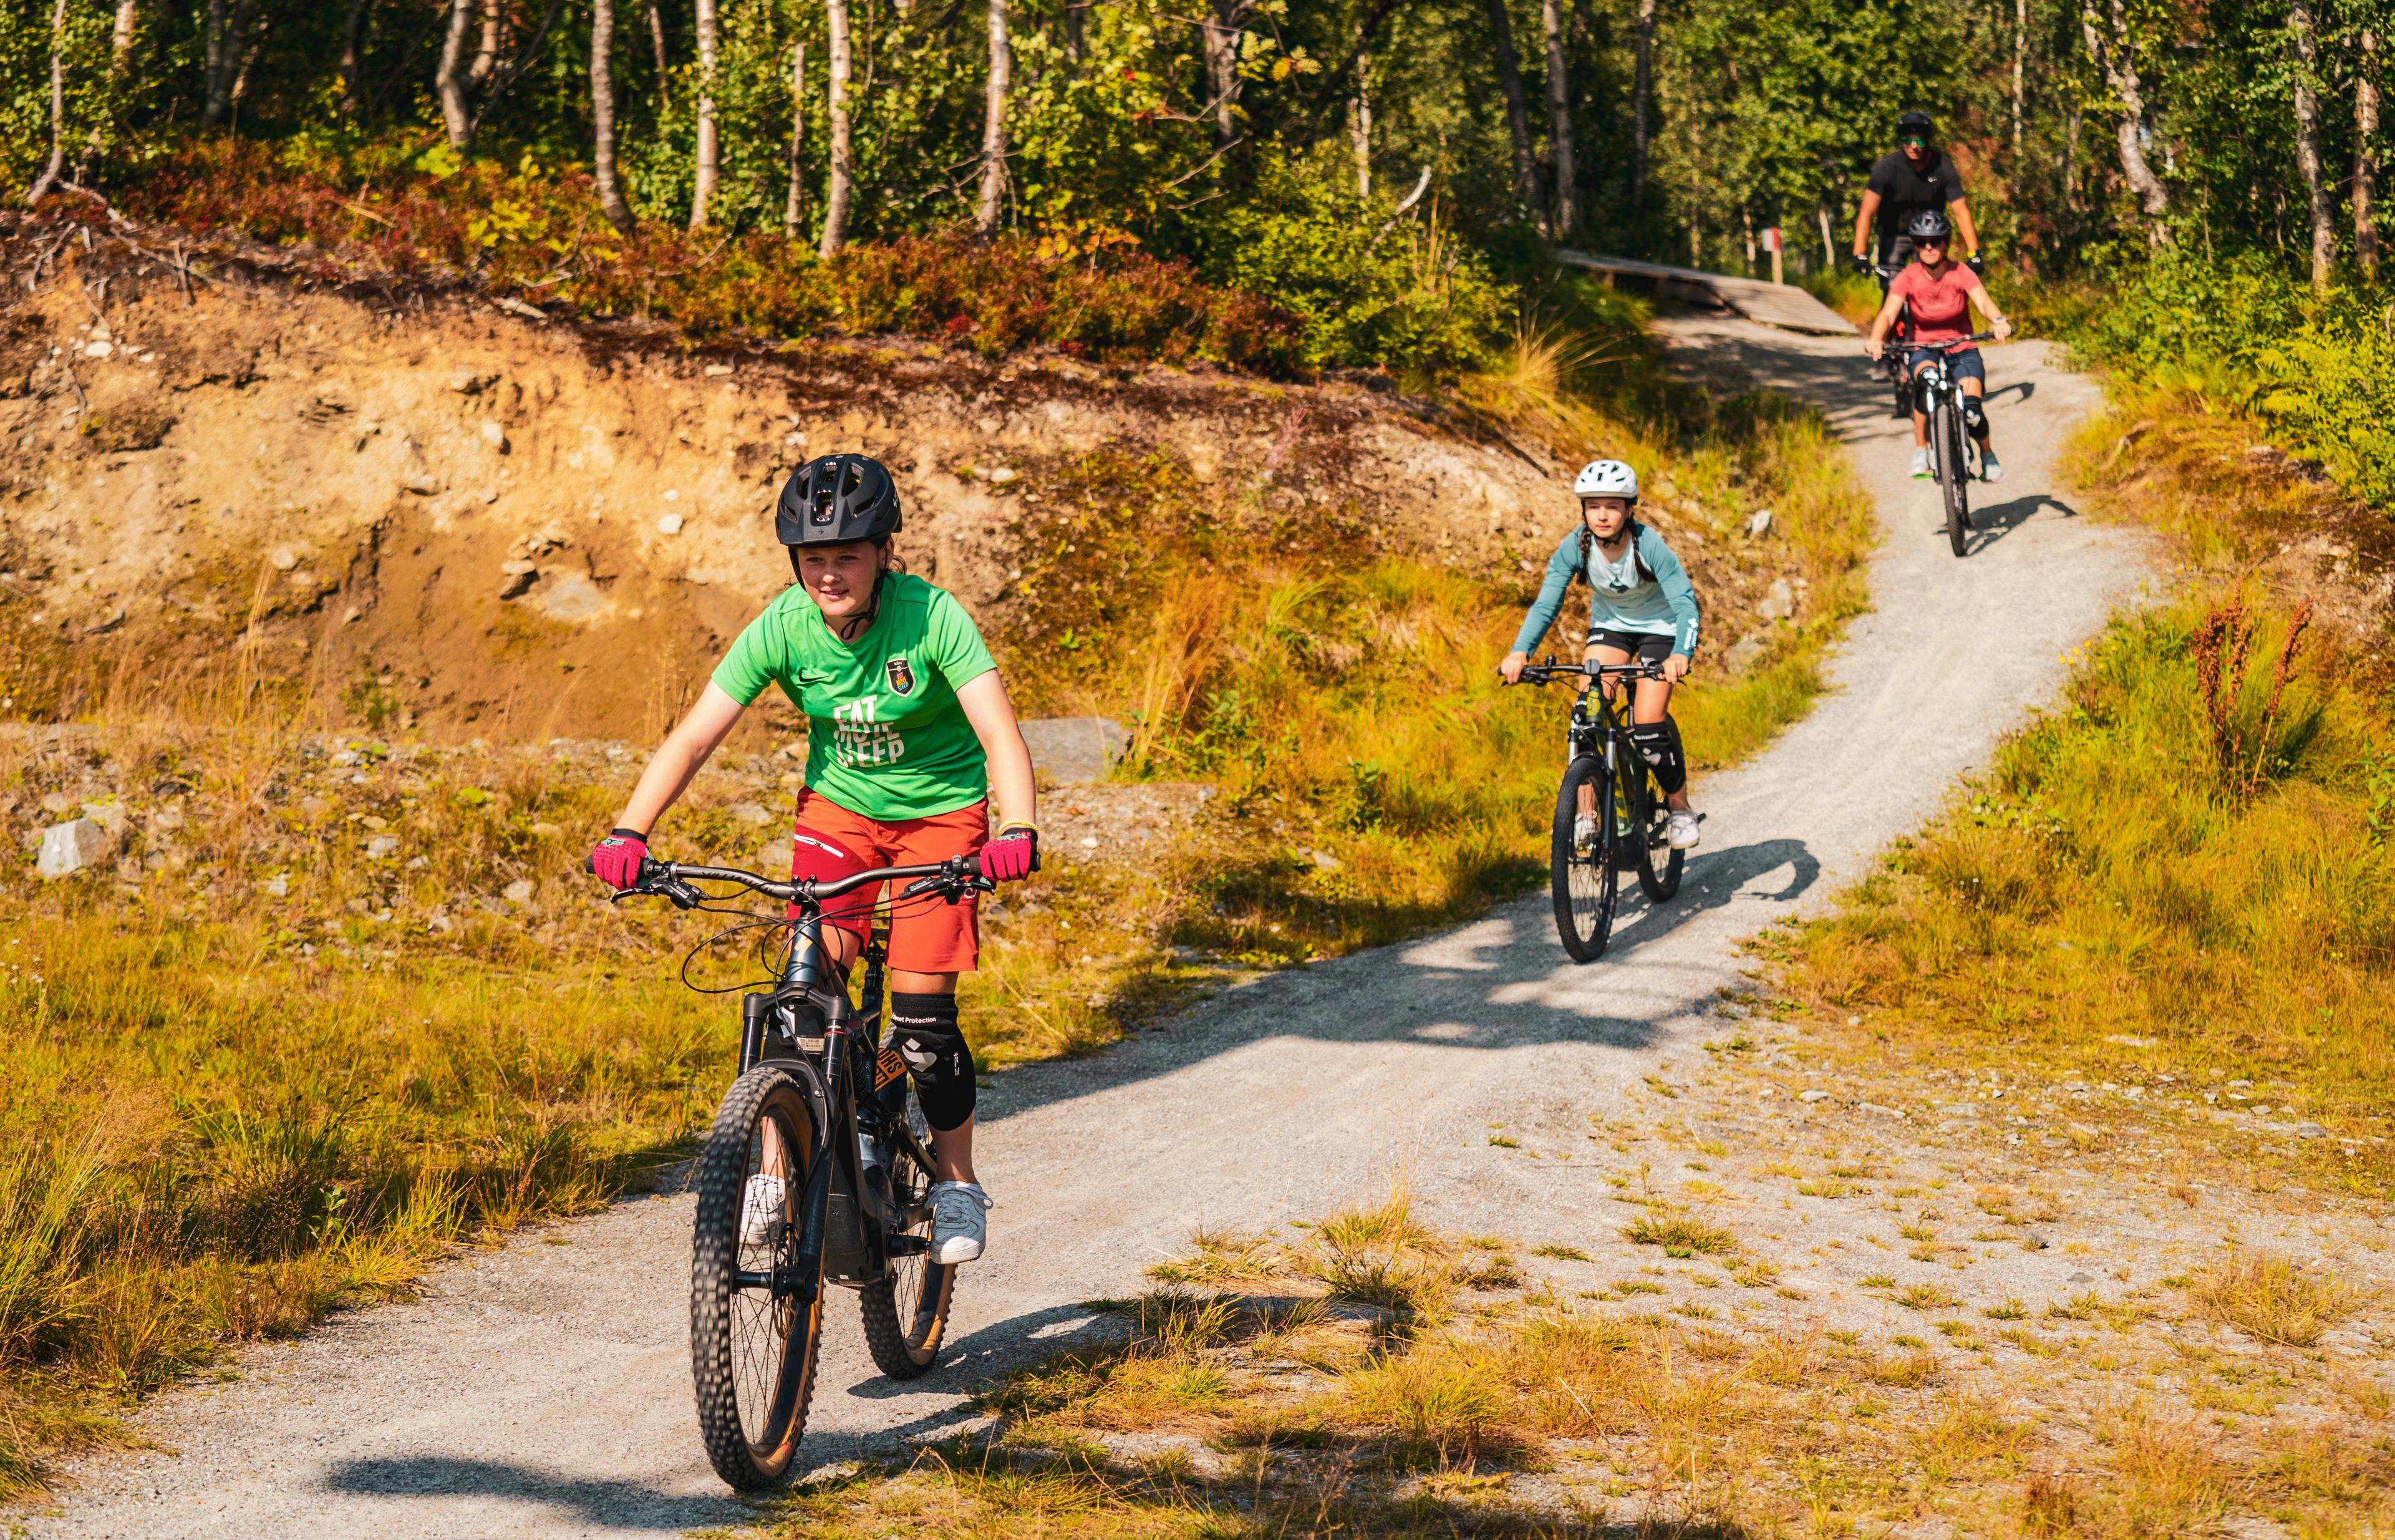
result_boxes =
[1509,521,1703,658]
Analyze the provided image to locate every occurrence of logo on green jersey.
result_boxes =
[885,656,917,696]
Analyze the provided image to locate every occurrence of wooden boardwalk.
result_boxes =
[1554,249,1857,336]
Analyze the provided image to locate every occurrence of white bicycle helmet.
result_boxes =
[1573,458,1639,501]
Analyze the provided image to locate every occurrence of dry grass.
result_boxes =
[2188,1250,2373,1347]
[821,1203,2395,1539]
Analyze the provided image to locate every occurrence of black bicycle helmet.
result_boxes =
[1904,208,1953,241]
[1895,110,1933,139]
[776,454,902,548]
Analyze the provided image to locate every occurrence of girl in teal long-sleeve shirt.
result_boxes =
[1500,458,1705,851]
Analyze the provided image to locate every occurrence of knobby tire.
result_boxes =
[858,1097,955,1378]
[1630,764,1685,901]
[692,1065,823,1491]
[1937,399,1971,558]
[1552,754,1618,962]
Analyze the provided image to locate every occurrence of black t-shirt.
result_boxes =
[1867,149,1965,244]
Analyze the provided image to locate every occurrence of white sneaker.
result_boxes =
[1573,812,1599,851]
[1907,448,1930,479]
[1667,811,1702,850]
[739,1173,786,1246]
[1980,452,2004,483]
[927,1181,993,1264]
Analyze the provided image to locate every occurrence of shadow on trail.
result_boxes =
[1964,492,2081,556]
[974,836,1824,1132]
[321,1458,745,1532]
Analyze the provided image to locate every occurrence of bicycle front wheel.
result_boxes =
[859,1096,955,1380]
[1551,754,1619,962]
[1937,400,1971,558]
[691,1065,824,1491]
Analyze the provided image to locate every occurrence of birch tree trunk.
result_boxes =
[470,0,503,88]
[1541,0,1575,235]
[646,0,672,110]
[1630,0,1657,201]
[785,42,808,237]
[975,0,1011,233]
[435,0,477,145]
[592,0,636,232]
[202,0,262,128]
[2010,0,2026,163]
[2288,0,2336,291]
[820,0,854,257]
[1481,0,1548,235]
[690,0,719,227]
[75,0,144,185]
[26,0,69,205]
[1349,22,1372,197]
[2078,0,2169,224]
[2361,29,2381,277]
[342,0,372,114]
[1202,0,1245,145]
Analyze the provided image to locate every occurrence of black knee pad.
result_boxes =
[1964,399,1988,436]
[1628,719,1687,796]
[887,992,975,1132]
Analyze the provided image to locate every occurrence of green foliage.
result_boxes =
[1199,149,1511,377]
[2054,247,2395,507]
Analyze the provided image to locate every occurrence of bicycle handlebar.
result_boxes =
[589,853,990,910]
[1514,659,1665,686]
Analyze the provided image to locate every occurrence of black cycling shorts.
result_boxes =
[1587,628,1675,663]
[1907,347,1985,386]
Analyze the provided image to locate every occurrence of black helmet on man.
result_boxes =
[1895,110,1933,140]
[777,454,902,548]
[1904,208,1953,241]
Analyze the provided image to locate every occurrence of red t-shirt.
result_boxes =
[1890,260,1986,351]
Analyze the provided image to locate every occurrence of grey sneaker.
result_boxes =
[1907,447,1931,479]
[928,1181,993,1264]
[1980,452,2004,484]
[740,1173,786,1246]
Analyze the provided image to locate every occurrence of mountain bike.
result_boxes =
[1515,659,1685,961]
[1872,264,1914,421]
[603,850,991,1490]
[1902,332,1995,558]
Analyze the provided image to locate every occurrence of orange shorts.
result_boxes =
[788,790,987,973]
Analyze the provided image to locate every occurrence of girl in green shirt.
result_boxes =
[592,455,1037,1267]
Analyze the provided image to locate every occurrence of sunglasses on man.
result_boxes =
[1902,135,1930,148]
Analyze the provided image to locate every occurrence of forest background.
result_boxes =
[12,0,2395,415]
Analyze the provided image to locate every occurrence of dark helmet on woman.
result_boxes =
[1904,208,1953,241]
[777,454,902,548]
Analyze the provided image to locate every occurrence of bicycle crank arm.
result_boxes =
[885,1234,930,1257]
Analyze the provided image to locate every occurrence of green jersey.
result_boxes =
[712,572,999,821]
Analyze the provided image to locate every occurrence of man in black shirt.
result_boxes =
[1850,110,1983,277]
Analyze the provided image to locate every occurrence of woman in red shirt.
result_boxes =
[1864,209,2015,483]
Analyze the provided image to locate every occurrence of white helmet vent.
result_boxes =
[1573,458,1639,500]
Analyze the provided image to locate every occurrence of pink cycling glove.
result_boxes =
[979,826,1038,883]
[591,828,649,889]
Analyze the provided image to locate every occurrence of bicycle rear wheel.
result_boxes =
[1551,755,1618,962]
[1634,768,1685,903]
[691,1066,823,1491]
[1937,400,1971,558]
[859,1096,955,1380]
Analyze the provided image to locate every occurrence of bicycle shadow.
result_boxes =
[1963,492,2081,555]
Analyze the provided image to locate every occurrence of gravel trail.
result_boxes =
[24,321,2152,1539]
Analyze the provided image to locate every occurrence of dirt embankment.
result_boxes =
[0,217,1593,740]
